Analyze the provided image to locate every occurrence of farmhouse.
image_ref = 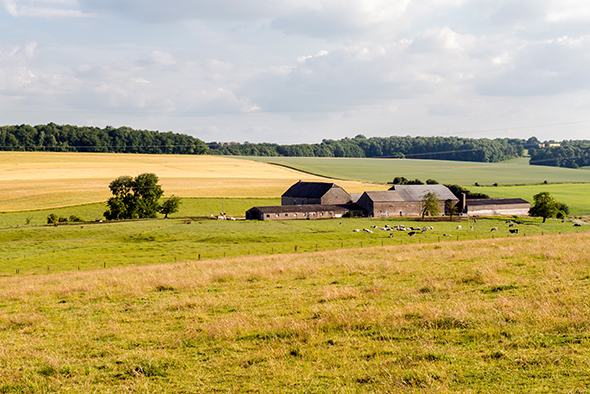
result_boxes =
[281,181,352,205]
[246,204,355,221]
[356,184,459,218]
[460,195,530,216]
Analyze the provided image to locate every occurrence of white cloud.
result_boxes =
[2,0,87,17]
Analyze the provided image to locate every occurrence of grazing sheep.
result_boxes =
[408,231,416,236]
[443,234,451,237]
[491,227,498,232]
[422,227,428,232]
[456,225,462,230]
[389,233,394,238]
[509,223,515,227]
[371,225,378,229]
[574,223,582,227]
[353,229,360,232]
[470,225,474,231]
[509,229,519,234]
[506,220,512,224]
[363,229,373,233]
[430,226,434,230]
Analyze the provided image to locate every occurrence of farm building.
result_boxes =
[246,204,357,221]
[281,181,352,206]
[356,184,459,218]
[460,195,530,217]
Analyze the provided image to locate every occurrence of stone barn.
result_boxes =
[356,184,458,218]
[246,204,352,221]
[281,181,352,206]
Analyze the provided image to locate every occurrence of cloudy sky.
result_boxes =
[2,0,590,143]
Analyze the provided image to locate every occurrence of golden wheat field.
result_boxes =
[0,152,381,211]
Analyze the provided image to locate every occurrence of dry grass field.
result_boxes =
[1,234,590,392]
[0,152,381,211]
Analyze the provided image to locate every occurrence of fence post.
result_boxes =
[438,236,440,242]
[341,242,343,248]
[104,262,106,268]
[198,254,201,260]
[295,245,297,252]
[360,241,363,248]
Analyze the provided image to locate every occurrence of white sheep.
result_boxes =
[456,225,462,229]
[491,227,498,232]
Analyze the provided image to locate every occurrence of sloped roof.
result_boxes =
[361,190,404,202]
[282,181,345,198]
[388,184,458,201]
[465,198,529,206]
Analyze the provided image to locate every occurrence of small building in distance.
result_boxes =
[461,196,530,217]
[281,181,351,206]
[246,204,356,221]
[356,184,459,218]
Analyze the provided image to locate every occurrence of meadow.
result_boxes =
[246,156,590,185]
[1,233,590,392]
[0,213,584,277]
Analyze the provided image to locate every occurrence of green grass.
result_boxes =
[2,234,590,392]
[0,198,280,228]
[0,215,585,277]
[243,156,590,185]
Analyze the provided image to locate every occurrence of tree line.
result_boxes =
[529,140,590,168]
[210,135,526,163]
[0,123,208,154]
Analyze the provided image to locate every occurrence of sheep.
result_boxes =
[574,223,582,227]
[470,225,474,231]
[508,223,515,227]
[363,229,373,233]
[389,233,394,238]
[353,229,360,232]
[408,231,416,236]
[509,229,519,234]
[505,220,512,224]
[456,225,462,230]
[491,227,498,232]
[443,234,451,237]
[422,227,428,232]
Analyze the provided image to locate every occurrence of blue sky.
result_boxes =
[2,0,590,143]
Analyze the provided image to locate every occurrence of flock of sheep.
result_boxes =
[352,220,522,237]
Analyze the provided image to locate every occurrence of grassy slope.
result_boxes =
[244,156,590,185]
[2,234,590,392]
[1,215,585,277]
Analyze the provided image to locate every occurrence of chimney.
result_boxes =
[461,193,467,213]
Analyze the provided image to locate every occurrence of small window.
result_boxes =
[285,214,288,217]
[266,214,270,218]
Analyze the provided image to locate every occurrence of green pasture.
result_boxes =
[244,156,590,185]
[1,215,585,276]
[0,198,280,228]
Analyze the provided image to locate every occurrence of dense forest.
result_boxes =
[210,135,526,163]
[1,123,587,167]
[0,123,209,154]
[529,140,590,168]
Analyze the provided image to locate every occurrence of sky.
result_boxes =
[2,0,590,144]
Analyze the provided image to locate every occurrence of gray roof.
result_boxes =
[388,184,458,201]
[466,198,529,206]
[282,181,346,198]
[362,190,404,202]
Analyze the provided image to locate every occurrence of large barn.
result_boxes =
[246,204,355,221]
[281,181,352,206]
[356,184,459,218]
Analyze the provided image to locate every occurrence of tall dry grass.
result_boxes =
[1,234,590,392]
